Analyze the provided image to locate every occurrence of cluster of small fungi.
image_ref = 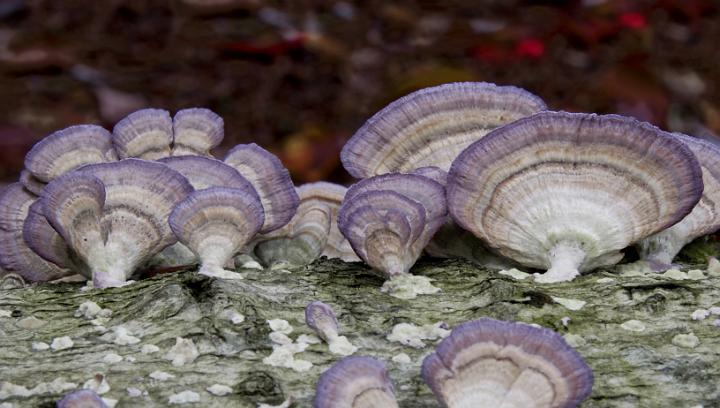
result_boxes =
[2,81,719,407]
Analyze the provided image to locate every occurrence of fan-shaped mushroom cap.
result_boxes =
[172,108,224,156]
[297,182,359,262]
[314,356,398,408]
[637,133,720,266]
[305,301,339,341]
[254,203,331,268]
[341,82,547,178]
[20,170,47,195]
[169,186,264,279]
[0,183,69,281]
[23,200,76,270]
[57,389,108,408]
[24,124,117,184]
[338,174,446,277]
[224,143,300,233]
[159,155,256,191]
[422,318,593,408]
[42,159,194,287]
[448,112,703,283]
[112,108,173,160]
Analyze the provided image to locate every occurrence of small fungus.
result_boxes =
[338,173,446,282]
[56,389,107,408]
[314,356,398,408]
[224,143,300,233]
[169,187,264,279]
[422,318,593,407]
[305,301,357,356]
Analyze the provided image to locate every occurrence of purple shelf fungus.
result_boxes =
[305,301,357,356]
[56,389,107,408]
[253,181,359,267]
[636,133,720,269]
[448,112,703,283]
[23,200,84,275]
[169,187,264,279]
[0,183,70,282]
[22,125,117,193]
[253,201,331,269]
[40,159,194,288]
[341,82,546,178]
[338,174,447,297]
[422,318,593,408]
[112,108,223,160]
[314,356,398,408]
[299,182,360,262]
[224,143,300,233]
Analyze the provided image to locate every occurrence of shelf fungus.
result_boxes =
[112,107,223,160]
[23,125,117,193]
[305,301,357,356]
[299,182,360,262]
[341,82,547,178]
[57,389,108,408]
[314,356,398,408]
[253,182,358,267]
[338,174,447,282]
[448,112,703,283]
[0,183,70,281]
[41,159,194,287]
[169,187,265,279]
[421,318,593,408]
[224,143,300,233]
[158,155,256,191]
[636,133,720,269]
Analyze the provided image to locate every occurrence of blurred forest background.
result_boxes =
[0,0,718,184]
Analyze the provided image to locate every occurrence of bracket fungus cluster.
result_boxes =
[338,173,447,280]
[0,107,301,287]
[3,80,719,289]
[313,318,593,408]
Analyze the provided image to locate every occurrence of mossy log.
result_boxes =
[1,255,719,407]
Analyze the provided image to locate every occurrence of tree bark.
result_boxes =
[1,256,719,407]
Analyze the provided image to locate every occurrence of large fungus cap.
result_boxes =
[296,182,359,262]
[23,124,117,193]
[0,183,70,281]
[42,159,194,287]
[314,356,398,408]
[112,108,173,160]
[224,143,300,233]
[169,186,264,279]
[448,112,703,283]
[159,155,256,191]
[338,174,446,277]
[341,82,547,178]
[637,133,720,265]
[422,318,593,408]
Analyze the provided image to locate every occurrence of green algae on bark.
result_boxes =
[1,257,719,407]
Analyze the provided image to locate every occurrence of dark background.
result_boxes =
[0,0,717,184]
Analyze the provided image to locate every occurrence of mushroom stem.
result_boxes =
[536,242,586,283]
[636,230,687,267]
